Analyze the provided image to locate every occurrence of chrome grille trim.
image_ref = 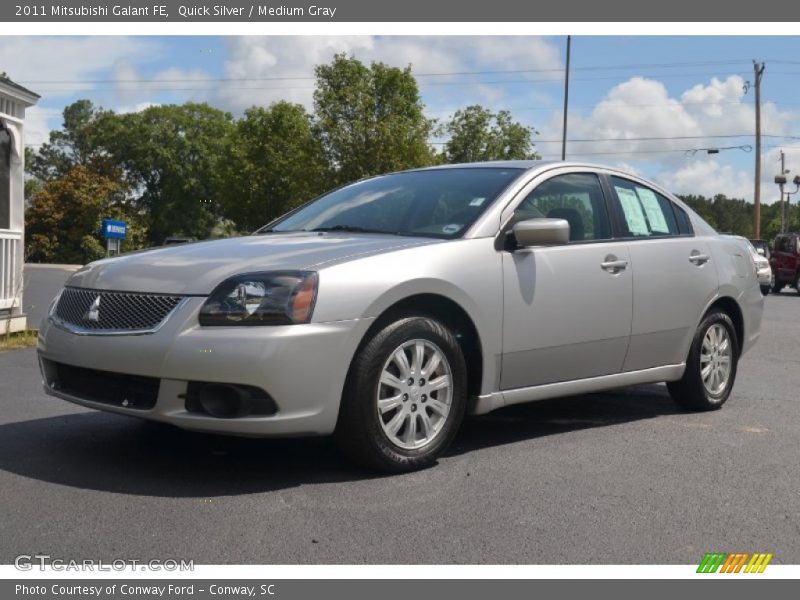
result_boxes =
[50,287,187,336]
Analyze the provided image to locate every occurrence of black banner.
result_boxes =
[3,579,797,600]
[2,0,798,22]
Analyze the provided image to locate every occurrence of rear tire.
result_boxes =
[667,309,739,411]
[334,315,467,472]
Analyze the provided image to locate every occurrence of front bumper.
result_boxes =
[37,298,373,437]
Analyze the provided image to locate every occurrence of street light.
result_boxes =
[784,175,800,233]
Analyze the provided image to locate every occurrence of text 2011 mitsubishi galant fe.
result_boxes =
[38,161,763,472]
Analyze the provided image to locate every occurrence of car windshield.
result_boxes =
[262,167,524,238]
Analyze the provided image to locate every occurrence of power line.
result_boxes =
[27,71,756,95]
[533,133,800,144]
[13,59,757,85]
[428,132,796,146]
[539,145,750,158]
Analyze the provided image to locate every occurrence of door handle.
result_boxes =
[689,251,710,266]
[601,255,628,274]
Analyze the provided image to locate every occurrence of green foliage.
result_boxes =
[104,103,235,244]
[24,164,147,264]
[677,193,800,242]
[217,102,328,233]
[25,56,549,256]
[208,218,240,239]
[28,100,117,181]
[444,105,539,163]
[314,54,437,185]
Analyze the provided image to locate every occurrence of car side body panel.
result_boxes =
[500,242,633,389]
[622,236,719,372]
[312,237,505,396]
[707,237,764,356]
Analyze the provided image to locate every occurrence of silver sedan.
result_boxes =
[38,161,763,471]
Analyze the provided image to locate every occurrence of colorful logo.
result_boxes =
[697,552,773,573]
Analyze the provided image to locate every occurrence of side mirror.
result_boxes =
[512,218,570,247]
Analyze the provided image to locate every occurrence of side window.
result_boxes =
[610,177,681,238]
[672,204,693,235]
[512,173,611,242]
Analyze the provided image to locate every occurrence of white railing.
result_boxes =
[0,230,22,310]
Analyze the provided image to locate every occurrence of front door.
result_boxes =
[500,172,633,390]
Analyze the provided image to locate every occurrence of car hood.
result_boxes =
[66,233,441,295]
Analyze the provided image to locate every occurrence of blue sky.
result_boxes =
[4,35,800,202]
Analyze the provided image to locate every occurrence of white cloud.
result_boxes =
[216,36,562,114]
[111,61,214,106]
[0,37,159,99]
[537,75,800,202]
[217,36,372,111]
[22,106,62,148]
[0,36,161,148]
[14,36,797,206]
[116,101,160,114]
[655,159,753,200]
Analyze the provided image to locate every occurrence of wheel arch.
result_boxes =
[704,295,745,357]
[349,292,485,400]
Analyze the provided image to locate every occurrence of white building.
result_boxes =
[1,75,39,333]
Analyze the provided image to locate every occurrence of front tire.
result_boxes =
[334,315,467,472]
[667,310,739,411]
[760,285,771,296]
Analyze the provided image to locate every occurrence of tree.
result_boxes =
[25,165,147,264]
[105,103,235,243]
[218,102,328,233]
[28,100,117,181]
[443,105,539,163]
[313,54,436,185]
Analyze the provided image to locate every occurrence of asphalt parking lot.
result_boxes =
[1,293,798,565]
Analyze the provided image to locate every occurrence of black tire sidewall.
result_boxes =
[688,311,739,407]
[342,316,467,470]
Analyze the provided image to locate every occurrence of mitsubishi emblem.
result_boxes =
[86,296,101,322]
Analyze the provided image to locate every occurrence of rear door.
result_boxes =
[605,176,719,371]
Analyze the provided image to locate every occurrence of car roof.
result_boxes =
[411,159,602,172]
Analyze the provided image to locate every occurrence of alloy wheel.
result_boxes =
[376,339,453,450]
[700,323,732,396]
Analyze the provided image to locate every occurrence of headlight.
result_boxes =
[199,271,318,326]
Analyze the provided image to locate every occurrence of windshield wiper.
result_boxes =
[307,225,396,234]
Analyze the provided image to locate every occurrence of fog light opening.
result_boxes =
[184,382,278,418]
[198,384,248,418]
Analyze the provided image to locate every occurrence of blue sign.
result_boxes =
[102,219,127,240]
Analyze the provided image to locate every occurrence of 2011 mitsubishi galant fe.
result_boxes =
[38,161,764,472]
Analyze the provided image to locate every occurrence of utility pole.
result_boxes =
[753,61,765,238]
[561,35,571,161]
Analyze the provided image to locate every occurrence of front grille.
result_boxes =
[53,287,183,332]
[45,360,160,410]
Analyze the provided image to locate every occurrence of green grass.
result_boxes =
[0,329,39,352]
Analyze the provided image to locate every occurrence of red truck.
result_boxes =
[770,233,800,293]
